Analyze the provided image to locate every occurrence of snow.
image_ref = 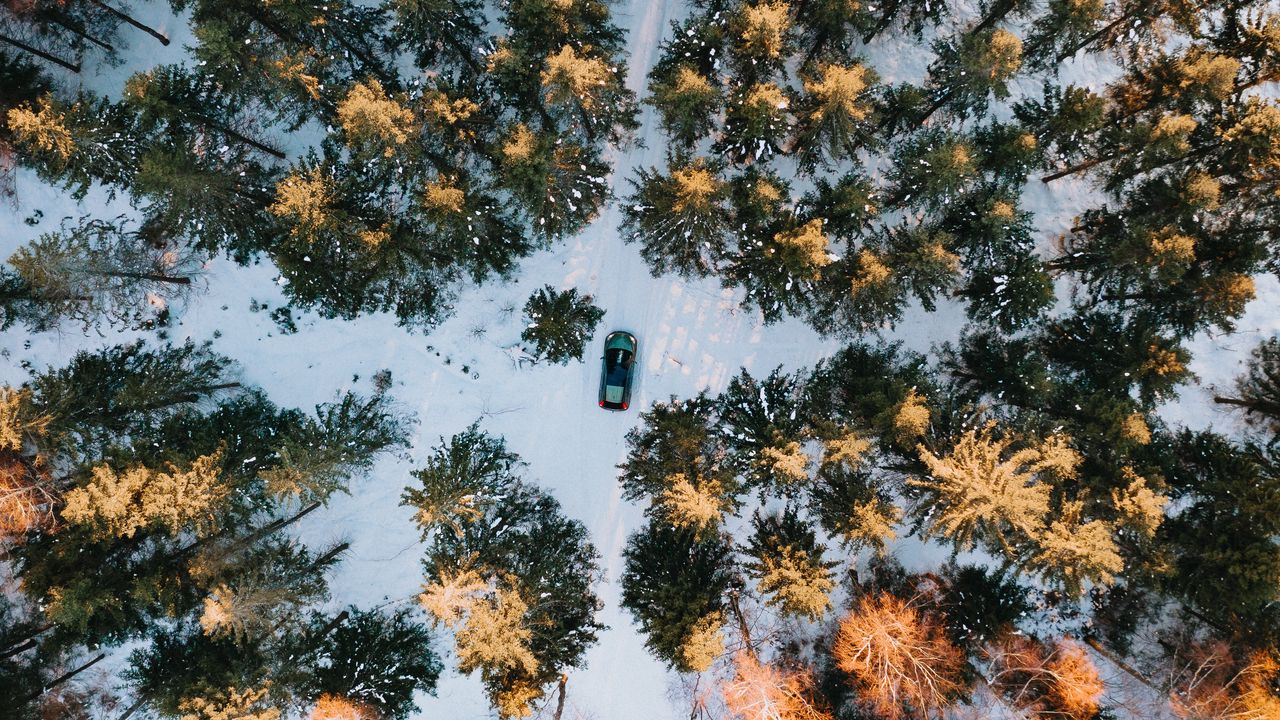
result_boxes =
[3,0,1279,718]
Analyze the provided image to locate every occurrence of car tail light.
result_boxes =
[622,402,628,410]
[599,400,605,407]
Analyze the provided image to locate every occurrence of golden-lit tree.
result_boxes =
[5,96,75,161]
[177,684,280,720]
[419,567,488,627]
[541,45,609,110]
[736,1,792,61]
[721,651,833,720]
[60,450,227,540]
[759,441,812,484]
[1022,502,1123,596]
[308,694,377,720]
[336,79,417,157]
[659,474,733,531]
[909,424,1058,555]
[753,544,834,620]
[680,610,727,673]
[833,593,966,720]
[772,220,832,280]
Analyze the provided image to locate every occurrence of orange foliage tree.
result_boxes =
[1168,643,1280,720]
[832,593,966,719]
[985,636,1105,719]
[720,651,832,720]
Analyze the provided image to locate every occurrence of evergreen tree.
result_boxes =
[718,367,812,493]
[520,285,605,365]
[916,28,1024,123]
[5,92,140,197]
[293,607,441,719]
[406,426,602,717]
[791,61,878,169]
[620,520,736,672]
[744,507,837,620]
[619,394,738,505]
[621,160,732,278]
[1158,431,1280,629]
[401,422,523,536]
[936,564,1029,651]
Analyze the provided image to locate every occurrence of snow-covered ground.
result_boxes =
[2,0,1279,718]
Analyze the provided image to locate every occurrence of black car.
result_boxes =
[598,331,637,411]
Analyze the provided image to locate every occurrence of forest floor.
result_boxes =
[2,0,1279,718]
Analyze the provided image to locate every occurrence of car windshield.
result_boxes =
[605,349,632,374]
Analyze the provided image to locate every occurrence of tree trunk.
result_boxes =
[90,270,193,285]
[0,33,81,73]
[174,500,322,561]
[0,622,53,658]
[553,675,568,720]
[45,10,114,53]
[24,653,106,702]
[0,638,37,660]
[1041,154,1111,183]
[1213,395,1280,418]
[311,609,350,644]
[1081,637,1160,692]
[968,0,1017,36]
[89,0,170,45]
[728,591,755,659]
[309,541,350,570]
[197,116,286,161]
[1056,11,1133,62]
[133,382,243,413]
[116,695,148,720]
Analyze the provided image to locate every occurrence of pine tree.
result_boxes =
[810,462,901,555]
[908,423,1060,556]
[744,508,837,620]
[132,144,281,262]
[619,394,738,504]
[409,427,602,716]
[717,82,792,163]
[936,564,1029,651]
[386,0,486,71]
[620,520,736,672]
[1159,431,1280,626]
[520,286,605,364]
[622,160,732,278]
[791,62,877,168]
[718,368,812,493]
[124,65,287,160]
[296,607,441,719]
[915,28,1023,123]
[5,92,140,197]
[646,65,722,148]
[883,130,979,212]
[402,423,523,537]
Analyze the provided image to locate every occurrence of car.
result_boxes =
[598,331,637,411]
